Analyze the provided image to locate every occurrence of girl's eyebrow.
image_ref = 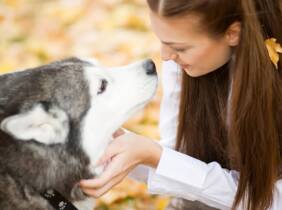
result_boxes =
[162,41,190,47]
[162,41,186,45]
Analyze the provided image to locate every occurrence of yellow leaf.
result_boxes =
[0,63,14,74]
[155,197,170,210]
[265,38,282,69]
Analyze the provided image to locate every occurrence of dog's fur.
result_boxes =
[0,57,158,210]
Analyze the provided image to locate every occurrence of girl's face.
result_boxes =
[150,12,240,77]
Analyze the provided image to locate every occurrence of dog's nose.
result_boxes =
[143,59,157,75]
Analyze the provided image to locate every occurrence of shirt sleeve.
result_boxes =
[158,60,182,149]
[147,145,282,210]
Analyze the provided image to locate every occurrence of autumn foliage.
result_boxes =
[0,0,169,209]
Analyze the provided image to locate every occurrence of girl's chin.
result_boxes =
[184,67,206,78]
[183,67,197,77]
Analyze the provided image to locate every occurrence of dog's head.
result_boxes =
[0,57,158,165]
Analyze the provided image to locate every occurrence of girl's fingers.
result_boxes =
[97,129,131,166]
[80,156,124,188]
[112,128,125,138]
[95,155,110,166]
[82,172,126,198]
[80,169,113,189]
[93,175,125,197]
[81,188,100,198]
[95,139,121,166]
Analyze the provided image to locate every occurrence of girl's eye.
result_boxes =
[97,79,108,95]
[174,48,187,53]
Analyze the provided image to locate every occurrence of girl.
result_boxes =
[80,0,282,209]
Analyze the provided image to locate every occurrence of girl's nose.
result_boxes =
[160,44,178,61]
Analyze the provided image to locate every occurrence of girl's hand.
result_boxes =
[79,129,162,198]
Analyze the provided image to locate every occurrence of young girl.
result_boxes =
[80,0,282,209]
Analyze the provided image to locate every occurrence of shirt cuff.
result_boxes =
[152,147,209,189]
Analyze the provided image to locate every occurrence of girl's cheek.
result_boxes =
[180,51,199,65]
[192,49,210,65]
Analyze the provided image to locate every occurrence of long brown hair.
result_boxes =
[147,0,282,209]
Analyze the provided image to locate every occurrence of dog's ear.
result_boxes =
[0,103,69,145]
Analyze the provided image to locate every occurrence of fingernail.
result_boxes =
[112,129,125,138]
[79,180,87,185]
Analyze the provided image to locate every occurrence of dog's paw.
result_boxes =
[0,103,69,145]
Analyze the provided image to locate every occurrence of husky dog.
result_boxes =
[0,57,158,210]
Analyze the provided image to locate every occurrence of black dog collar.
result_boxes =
[41,189,79,210]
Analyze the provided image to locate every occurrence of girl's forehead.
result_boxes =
[149,11,202,29]
[149,12,208,43]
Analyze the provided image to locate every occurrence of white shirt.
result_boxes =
[128,60,282,210]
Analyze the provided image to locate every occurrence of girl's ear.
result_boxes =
[225,21,241,47]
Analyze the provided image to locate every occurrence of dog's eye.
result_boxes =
[97,79,108,94]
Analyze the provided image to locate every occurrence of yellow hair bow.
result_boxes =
[265,38,282,69]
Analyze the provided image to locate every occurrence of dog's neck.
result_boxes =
[81,110,114,174]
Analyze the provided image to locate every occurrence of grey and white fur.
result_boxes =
[0,57,158,210]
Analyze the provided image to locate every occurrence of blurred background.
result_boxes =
[0,0,169,209]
